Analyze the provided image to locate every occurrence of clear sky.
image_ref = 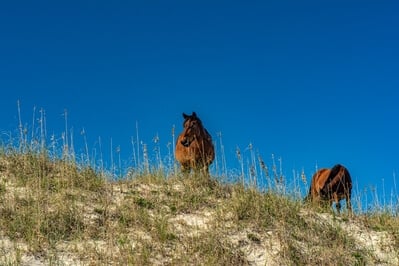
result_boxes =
[1,1,398,211]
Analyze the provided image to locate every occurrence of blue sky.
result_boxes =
[1,1,398,210]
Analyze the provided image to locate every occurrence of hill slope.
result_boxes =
[0,154,398,265]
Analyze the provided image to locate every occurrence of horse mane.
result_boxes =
[183,112,211,141]
[328,164,343,181]
[203,127,212,141]
[321,164,351,195]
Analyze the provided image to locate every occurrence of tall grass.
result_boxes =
[4,103,399,212]
[5,103,399,212]
[0,104,398,265]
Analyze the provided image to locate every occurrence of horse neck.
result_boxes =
[199,127,211,142]
[325,167,345,189]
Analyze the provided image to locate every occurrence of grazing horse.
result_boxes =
[175,112,215,175]
[306,164,352,213]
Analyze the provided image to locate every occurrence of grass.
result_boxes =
[1,150,398,265]
[0,106,398,265]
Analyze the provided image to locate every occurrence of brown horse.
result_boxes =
[305,164,352,213]
[175,112,215,175]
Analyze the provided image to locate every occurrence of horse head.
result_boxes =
[180,112,203,147]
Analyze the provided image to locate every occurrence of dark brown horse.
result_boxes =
[175,112,215,175]
[305,164,352,213]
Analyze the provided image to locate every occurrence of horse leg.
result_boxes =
[180,163,191,175]
[201,165,210,177]
[346,193,352,215]
[332,193,341,213]
[336,202,341,213]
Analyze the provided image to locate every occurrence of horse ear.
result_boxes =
[183,113,189,119]
[192,112,197,117]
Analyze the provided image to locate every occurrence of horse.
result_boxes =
[175,112,215,175]
[305,164,352,213]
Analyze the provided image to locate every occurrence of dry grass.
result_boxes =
[0,150,398,265]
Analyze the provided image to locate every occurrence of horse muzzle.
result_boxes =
[181,138,190,147]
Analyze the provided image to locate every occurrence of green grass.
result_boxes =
[0,107,398,265]
[0,150,398,265]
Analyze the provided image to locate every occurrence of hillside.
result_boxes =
[0,153,398,265]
